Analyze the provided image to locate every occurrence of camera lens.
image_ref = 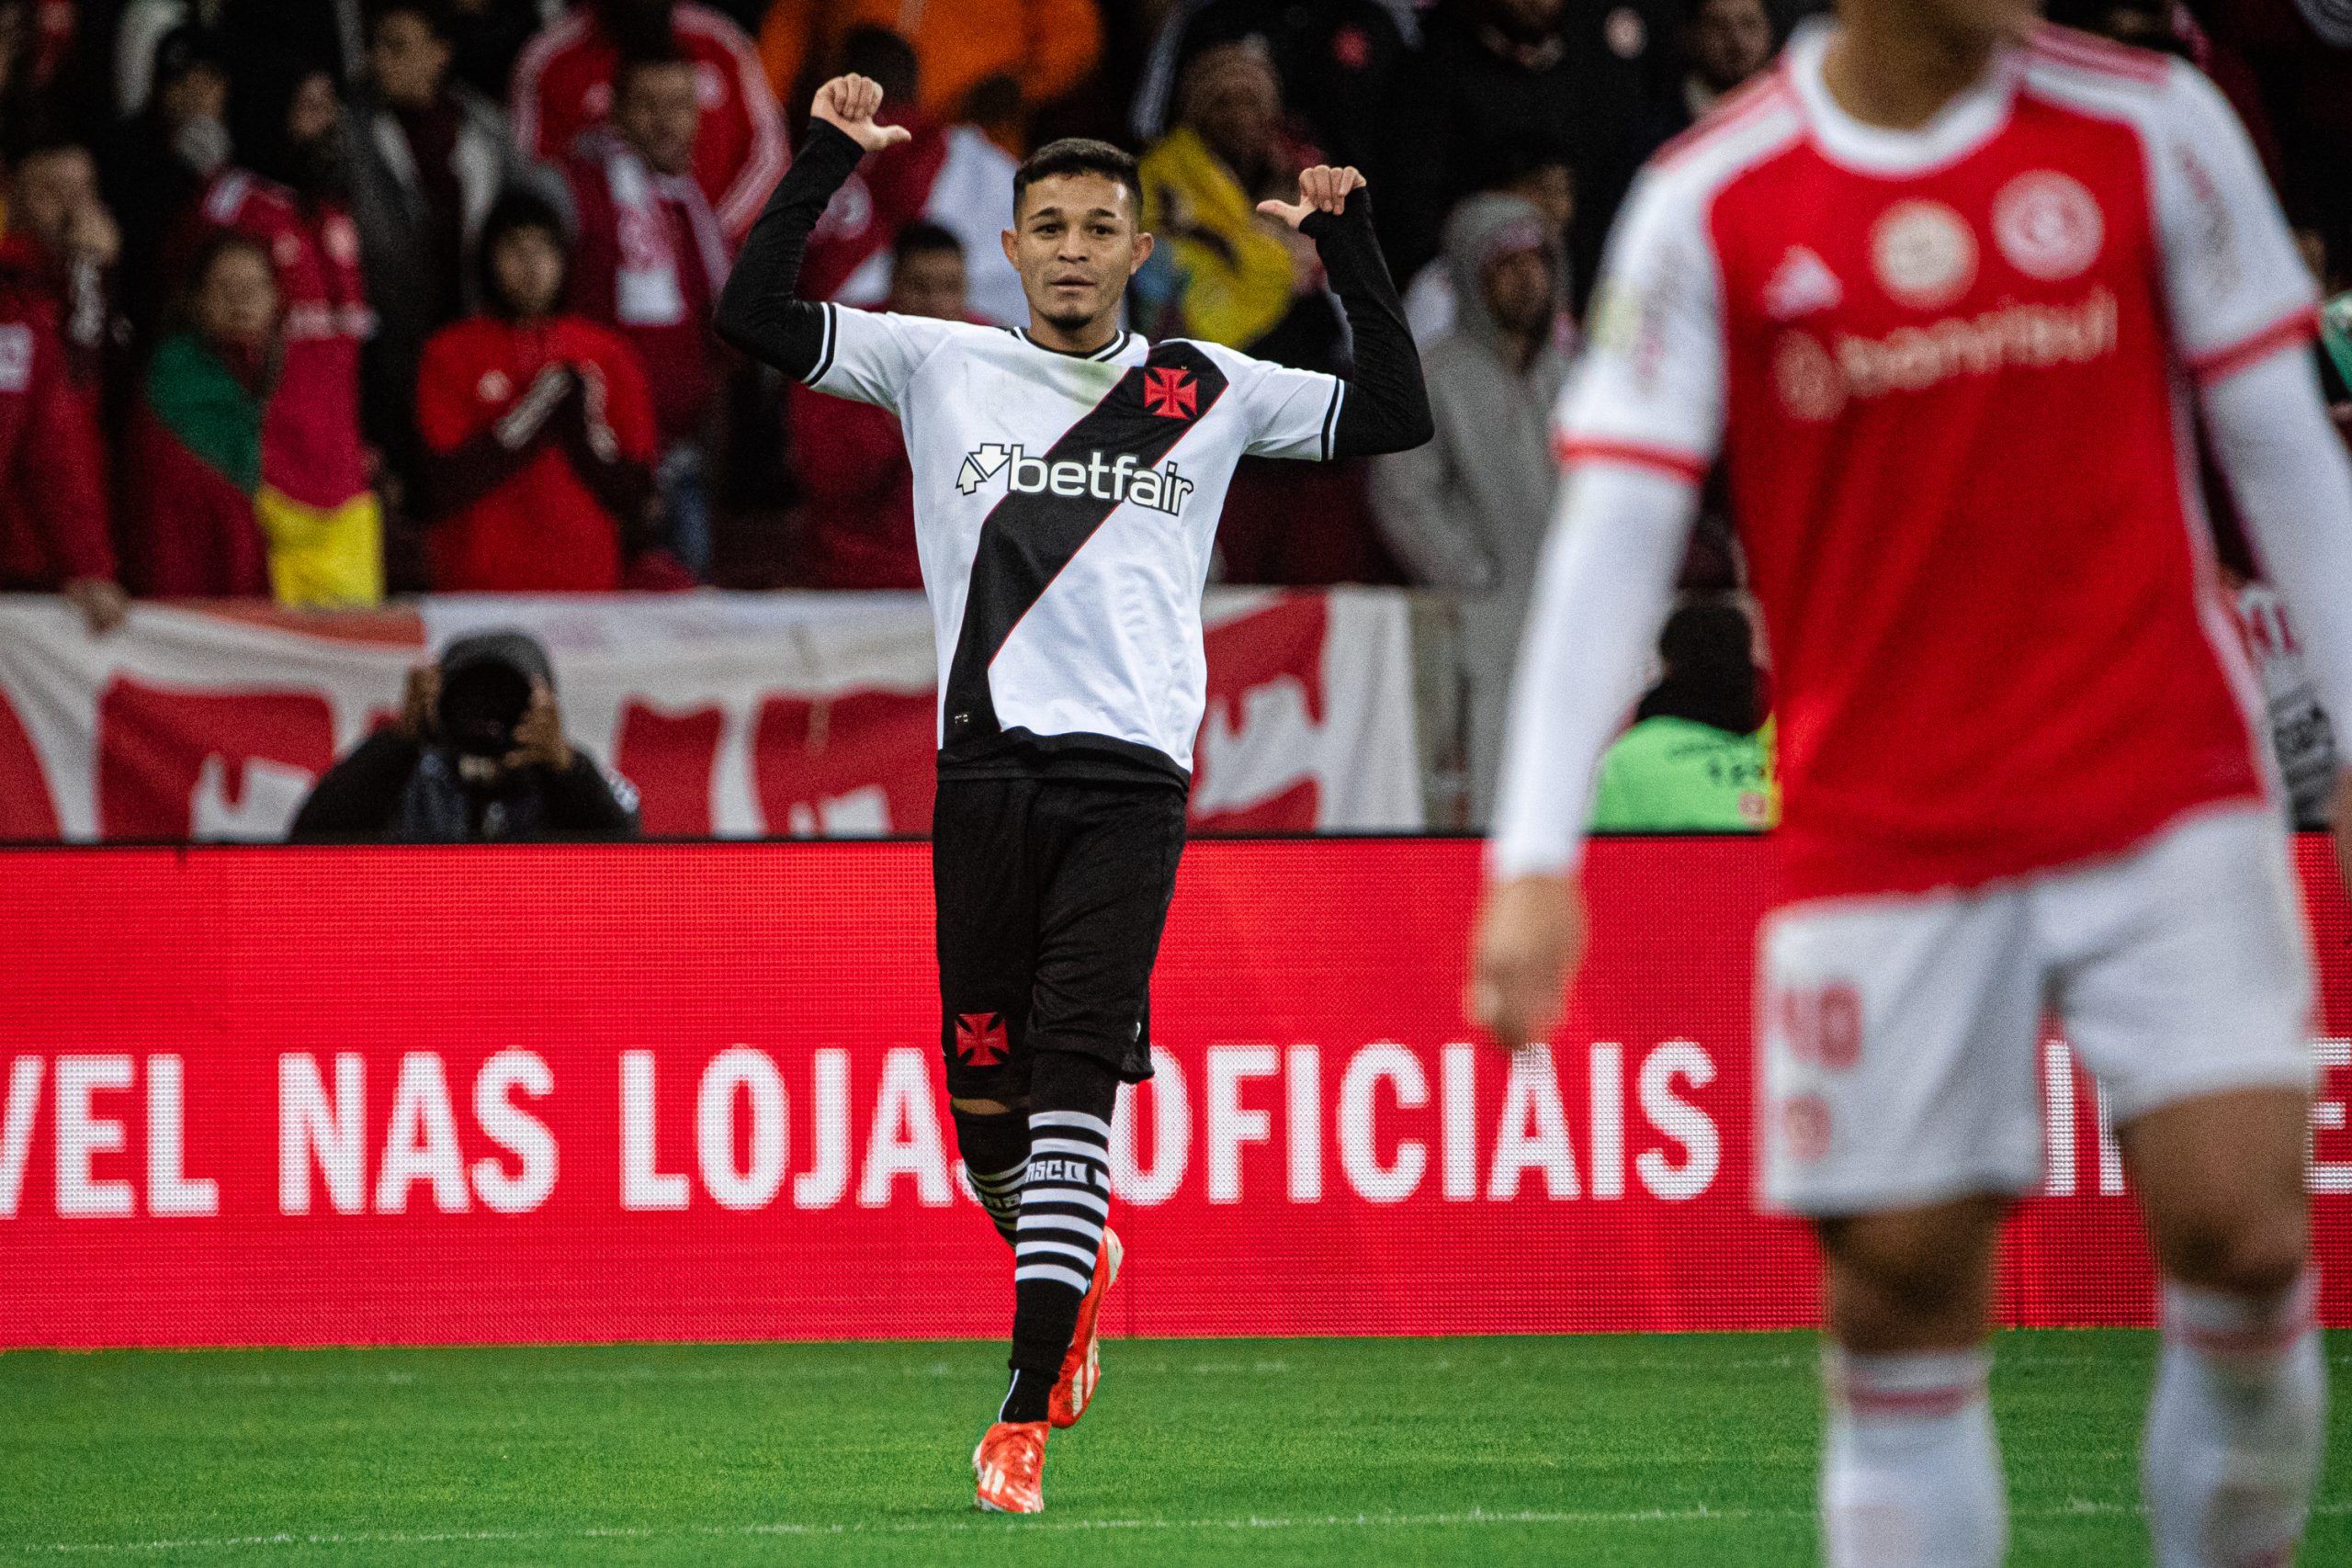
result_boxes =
[435,660,532,757]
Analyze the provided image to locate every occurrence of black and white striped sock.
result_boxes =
[967,1161,1025,1248]
[951,1107,1031,1255]
[1000,1100,1114,1423]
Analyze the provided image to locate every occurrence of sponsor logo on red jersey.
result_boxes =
[1771,287,2119,420]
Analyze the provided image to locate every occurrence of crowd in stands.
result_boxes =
[0,1,2348,824]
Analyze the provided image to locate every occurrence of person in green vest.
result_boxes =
[1588,599,1777,832]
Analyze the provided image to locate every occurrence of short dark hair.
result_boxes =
[837,25,918,106]
[892,220,962,264]
[612,42,693,99]
[365,0,453,39]
[1012,138,1143,221]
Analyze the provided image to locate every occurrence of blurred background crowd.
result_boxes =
[0,0,2348,829]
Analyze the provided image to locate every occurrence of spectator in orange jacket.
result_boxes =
[417,187,674,592]
[0,231,121,632]
[757,0,1102,149]
[512,0,786,243]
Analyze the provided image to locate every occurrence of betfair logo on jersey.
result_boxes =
[955,444,1197,515]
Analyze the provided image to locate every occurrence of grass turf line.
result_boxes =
[4,1331,2348,1565]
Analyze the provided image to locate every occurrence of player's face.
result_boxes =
[1003,174,1153,335]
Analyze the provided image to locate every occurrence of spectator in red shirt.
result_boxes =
[512,0,786,243]
[561,46,729,579]
[787,220,967,590]
[7,140,122,400]
[417,187,676,592]
[0,228,121,632]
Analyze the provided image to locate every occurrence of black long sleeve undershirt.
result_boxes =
[715,121,1431,458]
[714,120,865,379]
[1300,194,1432,458]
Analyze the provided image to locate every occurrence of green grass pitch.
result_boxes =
[5,1331,2348,1565]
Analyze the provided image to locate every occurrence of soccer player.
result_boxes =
[1470,2,2352,1563]
[717,75,1429,1514]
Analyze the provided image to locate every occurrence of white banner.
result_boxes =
[0,591,1423,840]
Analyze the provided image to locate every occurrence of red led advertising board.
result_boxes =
[2,838,2346,1348]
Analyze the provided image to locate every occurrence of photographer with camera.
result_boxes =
[289,629,640,842]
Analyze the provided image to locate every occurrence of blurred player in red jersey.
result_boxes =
[1470,0,2352,1563]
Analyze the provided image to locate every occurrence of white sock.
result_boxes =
[1822,1345,2007,1568]
[2144,1270,2325,1568]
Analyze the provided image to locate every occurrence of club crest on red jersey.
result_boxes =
[1144,367,1197,420]
[956,1011,1010,1067]
[1993,171,2105,281]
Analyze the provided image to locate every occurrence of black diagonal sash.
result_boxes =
[941,340,1229,752]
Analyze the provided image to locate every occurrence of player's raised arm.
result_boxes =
[1256,167,1433,457]
[712,73,910,378]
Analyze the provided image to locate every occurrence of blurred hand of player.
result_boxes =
[811,74,912,153]
[1257,165,1365,229]
[504,680,574,774]
[1466,873,1586,1052]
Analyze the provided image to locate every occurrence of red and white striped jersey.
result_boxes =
[1555,19,2321,901]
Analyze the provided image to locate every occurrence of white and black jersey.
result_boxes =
[806,307,1342,779]
[718,121,1430,786]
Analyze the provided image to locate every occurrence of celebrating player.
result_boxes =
[717,75,1429,1514]
[1471,2,2352,1564]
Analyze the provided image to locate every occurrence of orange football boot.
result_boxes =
[973,1419,1048,1514]
[1048,1226,1123,1427]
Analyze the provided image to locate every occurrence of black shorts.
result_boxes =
[933,775,1186,1100]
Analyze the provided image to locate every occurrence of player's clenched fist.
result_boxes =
[1257,165,1366,228]
[810,73,912,152]
[1466,873,1586,1053]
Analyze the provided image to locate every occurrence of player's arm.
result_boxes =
[1257,167,1433,457]
[711,73,909,380]
[1465,170,1725,1050]
[2151,66,2352,876]
[2203,333,2352,875]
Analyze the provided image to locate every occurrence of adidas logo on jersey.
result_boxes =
[1763,246,1843,320]
[956,444,1196,516]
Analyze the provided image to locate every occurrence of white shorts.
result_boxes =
[1758,806,2316,1216]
